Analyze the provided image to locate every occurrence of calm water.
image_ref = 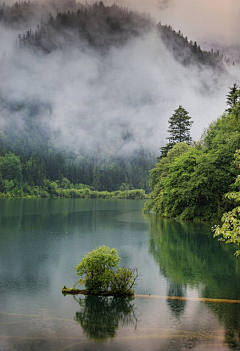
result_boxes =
[0,198,240,351]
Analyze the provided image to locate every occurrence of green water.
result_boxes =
[0,198,240,350]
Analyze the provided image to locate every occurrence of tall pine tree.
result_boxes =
[160,105,193,158]
[226,83,240,114]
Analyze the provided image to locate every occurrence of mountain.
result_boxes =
[7,0,227,69]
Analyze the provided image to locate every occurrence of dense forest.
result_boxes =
[0,135,153,198]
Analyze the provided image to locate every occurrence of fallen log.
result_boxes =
[62,287,134,297]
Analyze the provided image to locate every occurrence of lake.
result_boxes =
[0,198,240,351]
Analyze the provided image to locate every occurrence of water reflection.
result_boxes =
[167,282,187,318]
[147,215,240,349]
[1,199,240,350]
[147,215,240,300]
[74,295,137,340]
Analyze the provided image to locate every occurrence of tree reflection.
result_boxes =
[146,214,240,349]
[167,282,186,318]
[74,295,137,340]
[146,214,240,300]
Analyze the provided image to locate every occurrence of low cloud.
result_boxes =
[0,6,239,156]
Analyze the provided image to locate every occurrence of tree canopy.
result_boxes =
[145,88,240,221]
[213,150,240,256]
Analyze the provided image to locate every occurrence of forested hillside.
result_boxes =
[144,86,240,221]
[0,137,154,197]
[10,1,229,67]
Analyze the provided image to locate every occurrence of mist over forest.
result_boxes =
[0,0,240,193]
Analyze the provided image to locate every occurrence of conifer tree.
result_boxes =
[160,105,193,158]
[226,83,240,114]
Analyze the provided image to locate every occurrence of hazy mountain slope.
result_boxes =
[11,1,227,71]
[0,1,236,166]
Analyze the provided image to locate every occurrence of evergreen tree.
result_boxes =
[226,83,240,114]
[160,105,193,158]
[159,143,173,159]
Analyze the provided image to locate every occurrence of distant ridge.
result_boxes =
[0,0,230,68]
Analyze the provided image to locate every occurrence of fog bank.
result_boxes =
[0,2,240,156]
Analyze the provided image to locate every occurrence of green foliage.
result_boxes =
[0,152,22,182]
[203,113,240,151]
[146,144,236,220]
[213,150,240,256]
[0,128,155,193]
[0,145,150,199]
[75,245,120,293]
[75,245,137,295]
[144,143,192,216]
[146,105,240,220]
[111,267,136,295]
[214,207,240,256]
[0,179,148,199]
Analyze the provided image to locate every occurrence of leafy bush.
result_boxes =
[213,150,240,256]
[74,245,138,296]
[111,267,137,295]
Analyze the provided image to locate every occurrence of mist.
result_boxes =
[0,1,240,156]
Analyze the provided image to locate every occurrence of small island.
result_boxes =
[62,245,138,297]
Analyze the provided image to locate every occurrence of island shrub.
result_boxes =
[74,245,138,296]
